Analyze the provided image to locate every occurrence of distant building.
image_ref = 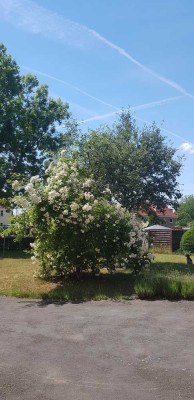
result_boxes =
[0,208,12,227]
[139,207,177,228]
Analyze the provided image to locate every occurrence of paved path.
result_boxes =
[0,297,194,399]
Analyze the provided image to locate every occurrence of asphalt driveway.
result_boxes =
[0,297,194,400]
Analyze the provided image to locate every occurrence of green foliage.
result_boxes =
[77,111,182,211]
[11,156,152,279]
[134,275,194,300]
[147,210,161,226]
[134,276,182,299]
[176,195,194,226]
[0,43,73,197]
[180,227,194,253]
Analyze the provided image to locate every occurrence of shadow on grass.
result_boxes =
[151,262,194,276]
[3,262,194,304]
[18,272,136,306]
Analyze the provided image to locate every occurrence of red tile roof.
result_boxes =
[139,207,176,218]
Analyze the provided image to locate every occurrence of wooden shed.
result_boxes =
[145,225,172,250]
[144,225,188,252]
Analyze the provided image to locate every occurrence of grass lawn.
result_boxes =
[0,251,194,301]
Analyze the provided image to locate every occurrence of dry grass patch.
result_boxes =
[0,254,58,298]
[0,252,134,301]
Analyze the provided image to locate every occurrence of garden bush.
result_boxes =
[11,154,152,279]
[180,227,194,254]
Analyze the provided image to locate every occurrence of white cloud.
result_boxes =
[180,142,194,154]
[0,0,194,98]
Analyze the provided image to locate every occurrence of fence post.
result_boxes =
[2,236,5,258]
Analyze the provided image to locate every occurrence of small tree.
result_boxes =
[180,227,194,254]
[12,154,152,279]
[77,111,182,211]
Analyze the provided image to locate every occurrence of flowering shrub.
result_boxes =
[12,155,152,278]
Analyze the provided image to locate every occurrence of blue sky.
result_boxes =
[0,0,194,196]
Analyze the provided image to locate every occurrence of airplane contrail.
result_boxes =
[20,65,119,111]
[79,95,184,124]
[1,0,193,99]
[88,29,194,99]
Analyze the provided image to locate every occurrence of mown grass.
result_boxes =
[0,251,134,301]
[0,251,194,301]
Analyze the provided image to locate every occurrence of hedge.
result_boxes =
[180,227,194,253]
[0,236,34,251]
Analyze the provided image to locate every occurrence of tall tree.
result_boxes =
[78,111,182,211]
[0,43,71,197]
[176,195,194,226]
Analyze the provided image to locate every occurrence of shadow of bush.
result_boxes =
[40,272,135,302]
[151,262,194,276]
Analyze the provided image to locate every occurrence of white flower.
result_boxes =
[70,202,79,212]
[25,183,34,192]
[129,253,136,258]
[30,175,40,184]
[63,209,69,215]
[12,180,21,191]
[95,248,100,253]
[84,192,94,200]
[15,196,29,208]
[61,149,66,157]
[103,188,111,194]
[83,178,92,188]
[71,212,78,219]
[31,194,42,204]
[82,204,92,212]
[31,256,37,264]
[48,190,57,204]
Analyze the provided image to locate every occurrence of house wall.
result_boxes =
[0,209,12,226]
[159,217,177,228]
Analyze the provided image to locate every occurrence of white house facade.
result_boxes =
[0,208,12,226]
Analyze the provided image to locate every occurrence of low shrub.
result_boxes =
[180,227,194,253]
[135,276,184,299]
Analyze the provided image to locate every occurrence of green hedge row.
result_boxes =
[0,236,34,251]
